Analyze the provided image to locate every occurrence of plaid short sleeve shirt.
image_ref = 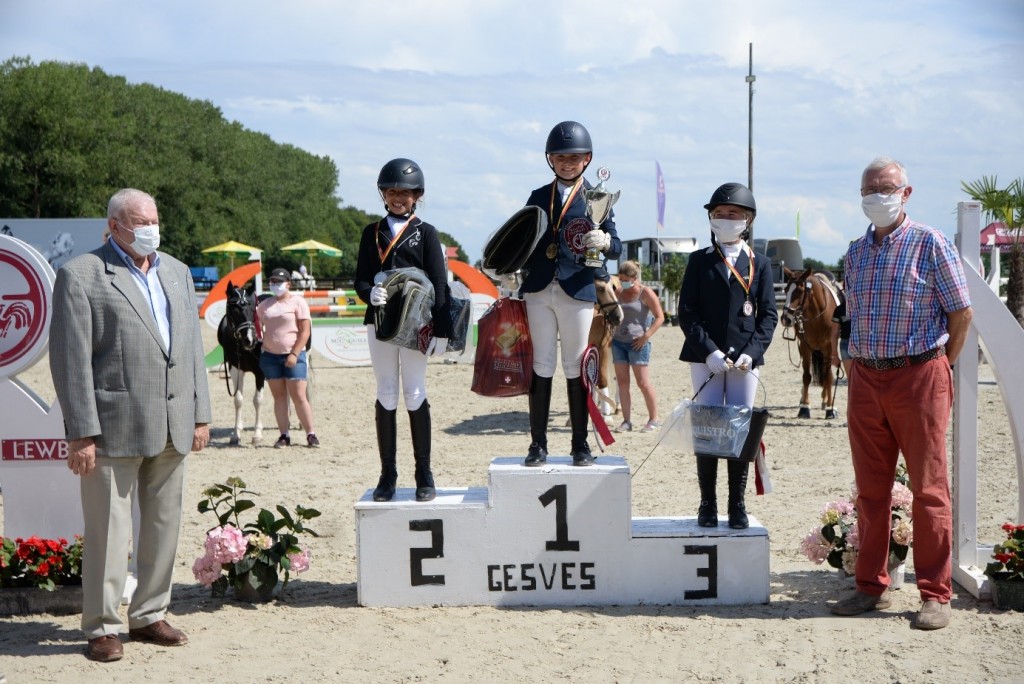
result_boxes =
[844,216,971,360]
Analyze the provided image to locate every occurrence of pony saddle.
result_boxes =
[482,205,547,277]
[374,267,435,350]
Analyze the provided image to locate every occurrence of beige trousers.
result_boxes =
[79,442,186,639]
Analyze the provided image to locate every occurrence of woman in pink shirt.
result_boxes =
[257,267,319,448]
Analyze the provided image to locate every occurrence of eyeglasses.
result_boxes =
[710,209,749,220]
[860,184,905,197]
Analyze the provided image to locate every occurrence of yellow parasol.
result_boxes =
[280,239,343,276]
[201,240,263,271]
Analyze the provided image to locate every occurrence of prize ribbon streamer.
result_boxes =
[580,345,615,450]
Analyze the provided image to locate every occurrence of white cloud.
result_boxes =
[1,0,1022,265]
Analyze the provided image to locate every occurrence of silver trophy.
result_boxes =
[583,167,620,267]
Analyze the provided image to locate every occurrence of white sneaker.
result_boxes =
[640,420,661,433]
[615,421,633,433]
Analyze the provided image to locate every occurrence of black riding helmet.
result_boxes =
[704,182,756,216]
[705,182,756,244]
[545,121,593,180]
[545,121,593,154]
[377,158,424,191]
[377,158,424,214]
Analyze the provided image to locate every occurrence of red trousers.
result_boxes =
[847,356,953,601]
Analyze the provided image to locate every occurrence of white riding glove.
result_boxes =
[370,285,388,306]
[584,229,611,252]
[426,337,448,357]
[706,350,730,375]
[734,353,753,372]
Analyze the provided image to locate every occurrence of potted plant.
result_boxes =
[985,523,1024,611]
[191,477,320,603]
[800,476,913,587]
[0,535,84,616]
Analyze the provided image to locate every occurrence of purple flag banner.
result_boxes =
[655,161,666,234]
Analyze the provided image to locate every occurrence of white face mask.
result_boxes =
[710,218,747,243]
[619,280,635,290]
[269,283,288,297]
[122,223,160,256]
[861,192,904,227]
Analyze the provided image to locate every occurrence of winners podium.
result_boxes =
[356,456,769,607]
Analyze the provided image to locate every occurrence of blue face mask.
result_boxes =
[620,280,635,290]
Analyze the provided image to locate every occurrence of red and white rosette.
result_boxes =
[580,345,614,451]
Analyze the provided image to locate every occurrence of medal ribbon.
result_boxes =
[715,243,755,297]
[376,214,416,264]
[547,177,584,247]
[580,345,615,450]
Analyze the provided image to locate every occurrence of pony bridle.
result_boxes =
[782,283,807,336]
[597,299,623,327]
[783,279,828,336]
[228,291,258,351]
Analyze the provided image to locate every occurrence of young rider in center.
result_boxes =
[516,121,622,467]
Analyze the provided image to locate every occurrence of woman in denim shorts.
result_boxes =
[257,268,319,448]
[611,260,665,433]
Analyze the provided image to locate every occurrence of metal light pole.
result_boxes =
[746,43,756,244]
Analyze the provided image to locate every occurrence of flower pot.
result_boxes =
[233,577,277,603]
[888,561,906,590]
[0,585,83,616]
[990,578,1024,611]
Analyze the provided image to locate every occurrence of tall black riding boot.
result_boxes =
[409,402,436,502]
[567,377,594,466]
[727,459,750,529]
[524,373,553,467]
[373,401,398,502]
[696,455,719,527]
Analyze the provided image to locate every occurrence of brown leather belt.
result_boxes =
[855,347,945,371]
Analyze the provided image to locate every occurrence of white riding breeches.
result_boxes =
[688,363,760,408]
[525,282,594,379]
[367,324,428,411]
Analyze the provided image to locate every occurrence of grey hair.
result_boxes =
[107,188,157,221]
[863,157,908,185]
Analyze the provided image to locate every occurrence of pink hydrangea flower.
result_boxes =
[204,525,247,565]
[890,482,914,512]
[192,553,223,587]
[841,548,858,575]
[288,549,312,574]
[846,524,861,551]
[800,529,830,564]
[892,519,913,547]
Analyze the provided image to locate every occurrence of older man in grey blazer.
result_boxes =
[50,188,211,663]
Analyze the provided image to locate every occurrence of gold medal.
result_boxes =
[742,300,754,316]
[546,243,558,259]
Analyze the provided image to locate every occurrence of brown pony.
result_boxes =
[781,267,840,419]
[589,276,623,415]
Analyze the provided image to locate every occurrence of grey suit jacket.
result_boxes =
[49,242,212,457]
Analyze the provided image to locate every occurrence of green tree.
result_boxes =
[0,57,374,280]
[437,231,469,262]
[961,176,1024,326]
[660,253,689,294]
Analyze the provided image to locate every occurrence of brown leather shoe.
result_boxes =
[128,620,189,646]
[830,589,892,616]
[86,634,124,662]
[914,599,951,630]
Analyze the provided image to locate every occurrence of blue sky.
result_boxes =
[2,0,1022,265]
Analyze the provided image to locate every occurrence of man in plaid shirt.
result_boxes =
[830,157,973,630]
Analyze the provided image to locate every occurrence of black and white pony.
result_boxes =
[217,282,265,445]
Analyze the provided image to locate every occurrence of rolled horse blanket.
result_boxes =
[374,267,435,351]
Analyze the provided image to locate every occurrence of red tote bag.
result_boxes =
[471,297,533,398]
